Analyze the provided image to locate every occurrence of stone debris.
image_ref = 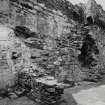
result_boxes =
[1,1,105,105]
[8,92,18,99]
[17,69,69,105]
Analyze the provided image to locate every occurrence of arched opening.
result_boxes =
[78,34,99,68]
[87,16,94,25]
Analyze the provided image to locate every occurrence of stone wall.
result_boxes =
[8,0,74,37]
[0,26,17,89]
[1,0,105,84]
[8,0,82,82]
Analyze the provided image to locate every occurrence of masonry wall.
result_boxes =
[0,27,17,89]
[1,0,105,84]
[0,0,93,83]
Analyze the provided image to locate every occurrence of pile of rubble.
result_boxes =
[17,69,69,105]
[0,67,68,105]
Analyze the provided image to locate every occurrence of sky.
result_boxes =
[68,0,105,10]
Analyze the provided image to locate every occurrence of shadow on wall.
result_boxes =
[78,34,99,68]
[14,26,37,38]
[87,16,94,25]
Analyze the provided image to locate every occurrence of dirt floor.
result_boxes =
[0,92,77,105]
[0,96,36,105]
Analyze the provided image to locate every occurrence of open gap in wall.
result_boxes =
[78,34,99,68]
[87,16,94,25]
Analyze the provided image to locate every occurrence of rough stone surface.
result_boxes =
[1,0,105,86]
[73,85,105,105]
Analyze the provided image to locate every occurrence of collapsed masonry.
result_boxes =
[0,26,70,104]
[1,0,105,89]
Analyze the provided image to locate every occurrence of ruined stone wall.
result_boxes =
[0,0,9,24]
[0,26,17,89]
[8,0,74,37]
[7,0,82,82]
[1,0,105,83]
[0,0,88,82]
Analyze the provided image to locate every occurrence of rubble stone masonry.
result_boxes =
[0,0,105,88]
